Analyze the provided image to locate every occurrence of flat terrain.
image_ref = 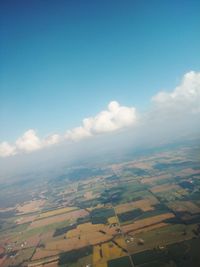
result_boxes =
[0,142,200,267]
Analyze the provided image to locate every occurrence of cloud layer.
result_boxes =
[0,70,200,158]
[152,71,200,114]
[0,142,16,157]
[66,101,137,141]
[0,101,137,157]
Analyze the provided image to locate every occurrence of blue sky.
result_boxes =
[1,0,200,142]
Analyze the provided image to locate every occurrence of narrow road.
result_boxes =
[112,204,135,267]
[106,171,135,267]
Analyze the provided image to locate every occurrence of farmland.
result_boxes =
[0,142,200,266]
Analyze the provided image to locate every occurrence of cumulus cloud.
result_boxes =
[0,101,137,157]
[15,129,42,152]
[44,134,61,146]
[0,70,200,158]
[66,101,137,141]
[66,126,92,141]
[0,130,61,158]
[0,142,16,157]
[152,71,200,115]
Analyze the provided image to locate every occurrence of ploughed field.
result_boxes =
[0,143,200,267]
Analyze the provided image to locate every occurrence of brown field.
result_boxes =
[2,247,35,267]
[127,161,153,170]
[38,207,78,219]
[25,235,41,248]
[46,237,89,252]
[128,222,169,235]
[33,237,93,260]
[31,222,118,261]
[66,222,104,238]
[110,159,151,171]
[121,213,175,234]
[115,196,159,214]
[0,255,7,266]
[141,174,171,184]
[42,261,59,267]
[66,223,115,245]
[150,184,183,193]
[40,230,54,242]
[29,209,89,229]
[15,214,38,224]
[167,201,200,214]
[0,246,5,254]
[31,249,60,261]
[28,256,59,266]
[16,199,46,214]
[68,222,118,238]
[177,168,200,176]
[5,232,42,251]
[0,207,15,212]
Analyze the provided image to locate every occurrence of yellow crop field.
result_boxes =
[66,223,114,246]
[95,263,107,267]
[168,201,200,214]
[115,196,158,214]
[102,243,110,259]
[150,184,181,193]
[108,216,118,224]
[93,240,126,267]
[141,174,171,184]
[38,207,77,219]
[29,209,88,229]
[114,236,127,249]
[102,242,124,259]
[93,245,102,264]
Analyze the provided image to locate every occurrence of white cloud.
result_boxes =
[152,71,200,115]
[66,126,92,141]
[0,71,200,158]
[0,101,137,157]
[0,142,16,157]
[15,130,61,153]
[16,129,42,152]
[66,101,137,141]
[44,134,61,146]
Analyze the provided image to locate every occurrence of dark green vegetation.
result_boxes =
[132,238,200,267]
[118,209,142,223]
[154,161,198,171]
[167,238,200,267]
[108,256,132,267]
[90,208,115,224]
[78,198,101,209]
[125,167,148,176]
[101,182,148,206]
[132,249,171,267]
[58,246,92,265]
[53,224,77,237]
